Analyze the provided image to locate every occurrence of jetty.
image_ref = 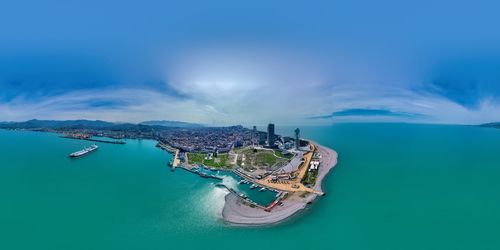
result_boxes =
[61,135,125,144]
[177,165,223,180]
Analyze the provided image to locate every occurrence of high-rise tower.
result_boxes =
[294,128,300,149]
[267,123,275,147]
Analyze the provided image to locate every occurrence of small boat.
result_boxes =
[239,193,248,199]
[259,187,267,192]
[250,184,257,189]
[238,180,245,184]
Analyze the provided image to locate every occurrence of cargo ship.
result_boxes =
[69,144,98,158]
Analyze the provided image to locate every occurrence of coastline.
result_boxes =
[222,143,338,226]
[8,128,339,226]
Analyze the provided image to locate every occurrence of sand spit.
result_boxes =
[222,143,338,226]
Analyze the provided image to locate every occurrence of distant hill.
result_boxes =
[0,119,117,129]
[479,122,500,129]
[0,119,204,130]
[140,120,203,128]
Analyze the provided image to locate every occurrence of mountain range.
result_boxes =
[0,119,203,129]
[139,120,204,128]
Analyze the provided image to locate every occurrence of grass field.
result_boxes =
[187,153,229,168]
[274,149,294,159]
[235,147,287,168]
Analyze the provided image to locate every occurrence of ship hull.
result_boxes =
[69,145,98,158]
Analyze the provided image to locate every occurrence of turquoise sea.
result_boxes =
[1,123,500,250]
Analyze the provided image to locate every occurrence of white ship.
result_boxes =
[69,144,98,158]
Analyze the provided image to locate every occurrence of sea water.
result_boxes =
[1,123,500,250]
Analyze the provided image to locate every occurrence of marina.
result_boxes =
[172,163,280,207]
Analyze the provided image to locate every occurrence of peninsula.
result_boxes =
[0,120,338,225]
[154,123,339,225]
[221,142,338,225]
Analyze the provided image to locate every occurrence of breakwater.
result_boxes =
[61,136,126,144]
[215,183,267,210]
[155,142,177,153]
[176,165,223,180]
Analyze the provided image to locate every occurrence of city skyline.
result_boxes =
[1,0,500,125]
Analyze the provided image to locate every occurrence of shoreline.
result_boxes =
[2,129,339,226]
[221,142,338,226]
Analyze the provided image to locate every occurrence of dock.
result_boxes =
[172,150,180,168]
[157,142,181,169]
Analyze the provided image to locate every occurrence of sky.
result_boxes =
[1,0,500,125]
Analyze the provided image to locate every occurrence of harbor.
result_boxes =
[171,162,280,208]
[148,123,338,225]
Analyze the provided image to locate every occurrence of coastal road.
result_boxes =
[255,144,323,195]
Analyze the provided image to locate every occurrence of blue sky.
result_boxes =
[1,0,500,125]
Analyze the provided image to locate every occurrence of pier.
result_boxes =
[61,136,126,144]
[157,142,181,169]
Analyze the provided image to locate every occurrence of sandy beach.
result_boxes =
[222,143,338,226]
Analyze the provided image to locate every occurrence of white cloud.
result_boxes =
[1,83,500,125]
[2,46,500,125]
[0,88,218,123]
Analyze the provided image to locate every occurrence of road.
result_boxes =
[254,143,323,195]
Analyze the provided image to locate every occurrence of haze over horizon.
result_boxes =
[1,0,500,125]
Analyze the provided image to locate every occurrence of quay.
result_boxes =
[157,142,181,169]
[171,150,181,168]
